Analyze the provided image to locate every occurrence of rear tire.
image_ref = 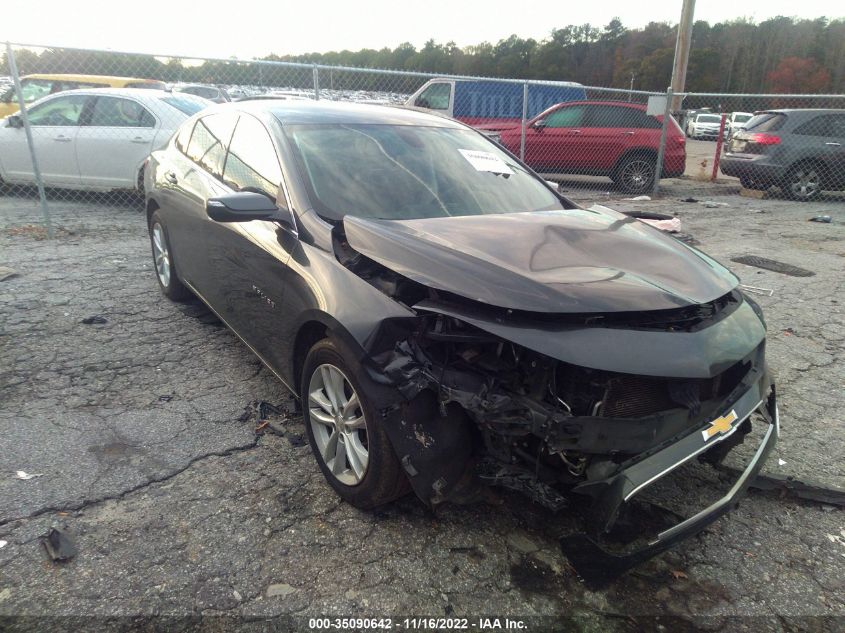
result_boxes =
[301,337,409,509]
[614,154,656,194]
[149,211,191,301]
[782,163,823,202]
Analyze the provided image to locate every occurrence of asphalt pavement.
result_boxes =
[0,184,843,632]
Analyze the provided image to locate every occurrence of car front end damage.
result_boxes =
[331,209,777,578]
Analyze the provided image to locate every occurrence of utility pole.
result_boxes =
[670,0,696,111]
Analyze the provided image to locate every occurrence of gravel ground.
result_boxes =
[0,184,843,632]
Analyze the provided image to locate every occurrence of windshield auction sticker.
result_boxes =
[458,149,514,175]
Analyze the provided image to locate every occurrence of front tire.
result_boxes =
[782,163,823,202]
[149,211,191,301]
[301,338,408,509]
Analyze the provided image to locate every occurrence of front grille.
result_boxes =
[598,356,751,419]
[600,375,677,418]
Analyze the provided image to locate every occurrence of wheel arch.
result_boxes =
[614,147,658,170]
[785,157,830,184]
[291,312,373,399]
[146,197,160,228]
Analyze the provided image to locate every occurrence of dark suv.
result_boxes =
[720,109,845,201]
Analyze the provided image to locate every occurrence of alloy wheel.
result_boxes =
[788,168,821,200]
[620,159,655,193]
[151,223,171,287]
[308,363,369,486]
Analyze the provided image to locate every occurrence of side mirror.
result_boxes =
[7,115,23,129]
[206,191,297,233]
[207,191,280,223]
[532,119,547,131]
[415,97,430,108]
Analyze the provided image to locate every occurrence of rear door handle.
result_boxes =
[130,136,148,144]
[53,135,72,142]
[164,171,178,185]
[825,142,841,146]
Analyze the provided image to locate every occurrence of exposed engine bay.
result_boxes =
[330,214,778,580]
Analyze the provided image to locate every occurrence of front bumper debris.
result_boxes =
[561,385,778,586]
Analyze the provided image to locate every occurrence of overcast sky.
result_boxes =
[5,0,843,59]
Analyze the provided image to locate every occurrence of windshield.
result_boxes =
[160,96,208,116]
[284,124,566,221]
[697,114,721,123]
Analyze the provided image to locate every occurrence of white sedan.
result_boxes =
[0,88,211,193]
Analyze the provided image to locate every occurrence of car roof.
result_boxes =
[42,87,202,100]
[23,73,160,83]
[231,99,466,128]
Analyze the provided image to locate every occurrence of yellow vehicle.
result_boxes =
[0,74,166,118]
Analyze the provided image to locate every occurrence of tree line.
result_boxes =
[3,16,844,95]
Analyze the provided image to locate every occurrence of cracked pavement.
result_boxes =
[0,185,843,631]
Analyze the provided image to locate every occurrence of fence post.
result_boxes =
[312,65,320,101]
[711,113,728,181]
[6,42,52,238]
[652,87,673,196]
[520,82,528,161]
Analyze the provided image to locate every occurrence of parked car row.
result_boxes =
[2,72,842,201]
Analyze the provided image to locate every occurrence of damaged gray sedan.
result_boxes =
[145,100,778,577]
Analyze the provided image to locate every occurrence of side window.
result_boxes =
[27,95,89,126]
[18,78,55,104]
[543,105,585,128]
[614,107,661,129]
[186,112,238,178]
[174,120,194,154]
[415,83,451,110]
[586,105,656,128]
[89,97,155,128]
[794,114,845,138]
[223,115,284,201]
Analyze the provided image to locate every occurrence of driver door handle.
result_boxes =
[164,171,178,185]
[53,135,72,142]
[569,129,581,135]
[130,136,148,144]
[622,131,636,135]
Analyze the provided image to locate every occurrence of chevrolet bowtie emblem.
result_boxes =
[702,410,738,441]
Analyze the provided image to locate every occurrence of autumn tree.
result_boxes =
[767,56,832,93]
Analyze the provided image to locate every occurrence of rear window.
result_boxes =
[733,114,752,123]
[160,96,208,116]
[744,113,786,132]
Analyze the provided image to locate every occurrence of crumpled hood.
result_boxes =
[343,207,738,313]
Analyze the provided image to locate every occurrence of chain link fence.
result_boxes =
[676,93,845,200]
[2,42,844,235]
